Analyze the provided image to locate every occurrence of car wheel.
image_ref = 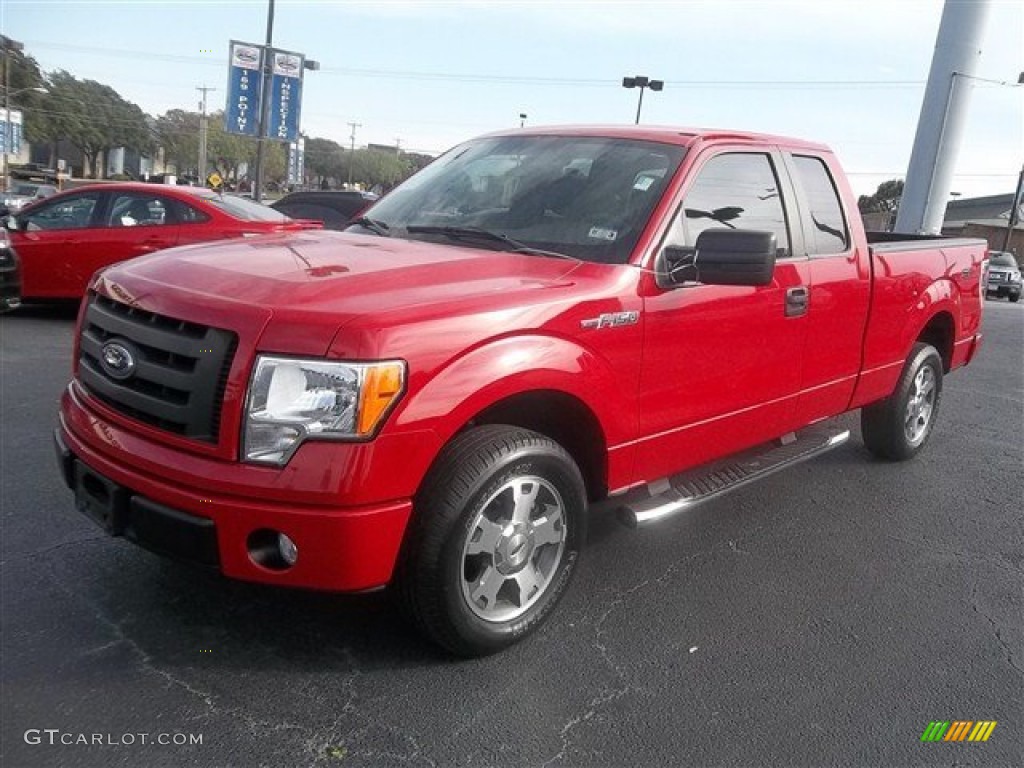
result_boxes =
[1010,292,1020,303]
[394,425,586,656]
[861,342,943,461]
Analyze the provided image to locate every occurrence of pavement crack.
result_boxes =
[969,583,1024,679]
[885,534,1022,577]
[0,534,108,567]
[539,685,634,768]
[42,557,315,742]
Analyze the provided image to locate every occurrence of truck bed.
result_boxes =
[851,232,987,409]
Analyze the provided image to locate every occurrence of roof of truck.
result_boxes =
[482,124,832,152]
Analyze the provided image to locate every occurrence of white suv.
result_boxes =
[986,251,1022,302]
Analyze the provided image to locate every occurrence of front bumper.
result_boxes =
[986,278,1022,296]
[57,395,415,593]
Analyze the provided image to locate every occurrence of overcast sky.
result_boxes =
[4,0,1022,197]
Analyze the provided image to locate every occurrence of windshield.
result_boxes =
[206,194,291,223]
[10,184,39,196]
[989,252,1016,268]
[360,135,686,264]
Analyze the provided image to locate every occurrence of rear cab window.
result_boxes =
[790,154,849,255]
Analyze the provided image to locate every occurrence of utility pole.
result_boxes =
[1003,165,1024,253]
[346,121,361,187]
[253,0,275,201]
[395,137,402,155]
[196,85,215,184]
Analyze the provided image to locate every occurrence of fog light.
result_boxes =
[278,532,298,566]
[247,528,298,571]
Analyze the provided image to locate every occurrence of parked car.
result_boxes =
[56,127,986,656]
[0,182,58,216]
[9,163,59,184]
[0,223,19,311]
[270,190,378,230]
[6,182,321,300]
[985,250,1021,302]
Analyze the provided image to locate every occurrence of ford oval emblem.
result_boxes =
[100,340,137,380]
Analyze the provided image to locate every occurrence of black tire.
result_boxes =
[394,425,586,657]
[1009,292,1020,303]
[861,342,943,461]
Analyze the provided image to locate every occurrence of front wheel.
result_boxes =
[861,342,943,461]
[394,425,587,656]
[1009,292,1020,303]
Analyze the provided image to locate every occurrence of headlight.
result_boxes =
[243,356,406,465]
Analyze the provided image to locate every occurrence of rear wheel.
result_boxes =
[1010,292,1020,303]
[394,425,586,656]
[861,343,943,461]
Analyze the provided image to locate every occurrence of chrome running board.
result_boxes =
[618,424,850,528]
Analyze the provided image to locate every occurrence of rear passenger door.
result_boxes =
[783,153,870,424]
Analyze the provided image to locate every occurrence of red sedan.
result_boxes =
[7,183,320,299]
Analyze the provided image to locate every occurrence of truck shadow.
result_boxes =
[6,301,81,322]
[83,555,454,673]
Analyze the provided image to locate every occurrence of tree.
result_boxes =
[35,71,152,177]
[1,39,48,150]
[206,113,253,183]
[304,136,344,186]
[858,179,904,214]
[155,109,200,175]
[334,147,415,190]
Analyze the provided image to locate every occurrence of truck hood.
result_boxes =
[96,231,583,356]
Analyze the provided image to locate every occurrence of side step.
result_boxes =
[618,424,850,528]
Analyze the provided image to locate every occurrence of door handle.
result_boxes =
[138,238,164,252]
[785,286,809,317]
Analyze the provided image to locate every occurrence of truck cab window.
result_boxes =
[667,153,791,258]
[792,155,848,254]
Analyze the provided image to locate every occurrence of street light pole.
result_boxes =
[253,0,276,202]
[621,75,664,124]
[2,35,25,193]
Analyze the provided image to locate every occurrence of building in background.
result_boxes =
[941,193,1023,256]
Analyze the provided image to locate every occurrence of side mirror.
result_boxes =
[690,229,776,286]
[4,216,18,232]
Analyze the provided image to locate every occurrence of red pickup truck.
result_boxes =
[55,127,986,656]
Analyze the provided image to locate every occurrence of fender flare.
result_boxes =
[392,333,635,451]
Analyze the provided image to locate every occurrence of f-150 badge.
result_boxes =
[580,311,640,330]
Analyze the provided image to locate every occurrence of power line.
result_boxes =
[22,40,931,89]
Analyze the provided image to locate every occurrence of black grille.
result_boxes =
[78,294,238,442]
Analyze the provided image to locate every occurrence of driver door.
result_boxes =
[13,192,104,299]
[635,150,810,480]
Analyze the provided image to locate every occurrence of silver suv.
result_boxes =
[986,251,1021,302]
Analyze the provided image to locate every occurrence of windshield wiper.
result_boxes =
[404,225,575,260]
[347,216,390,237]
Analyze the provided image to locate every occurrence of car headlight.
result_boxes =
[243,356,406,465]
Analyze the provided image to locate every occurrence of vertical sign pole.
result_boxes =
[254,0,275,202]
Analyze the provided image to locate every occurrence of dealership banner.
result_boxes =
[224,41,263,137]
[287,138,305,185]
[0,109,23,155]
[267,49,304,143]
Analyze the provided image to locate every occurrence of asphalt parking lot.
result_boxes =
[2,299,1021,768]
